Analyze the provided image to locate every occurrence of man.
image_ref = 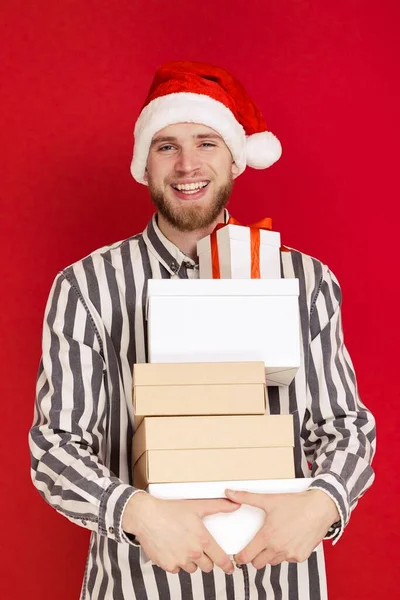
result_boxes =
[29,61,376,599]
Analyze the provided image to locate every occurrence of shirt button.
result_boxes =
[109,527,115,535]
[81,519,87,526]
[170,262,178,272]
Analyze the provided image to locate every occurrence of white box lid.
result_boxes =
[147,478,312,498]
[197,225,281,255]
[147,278,299,298]
[218,224,281,246]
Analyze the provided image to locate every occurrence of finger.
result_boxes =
[203,537,235,574]
[234,530,267,565]
[225,489,273,509]
[194,554,214,573]
[268,553,286,567]
[194,498,241,518]
[181,562,198,574]
[167,566,180,574]
[252,549,285,569]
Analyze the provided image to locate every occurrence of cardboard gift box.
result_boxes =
[197,223,281,280]
[133,415,294,463]
[147,478,312,555]
[133,447,295,489]
[132,362,266,426]
[147,279,300,386]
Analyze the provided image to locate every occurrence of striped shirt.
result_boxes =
[29,212,376,600]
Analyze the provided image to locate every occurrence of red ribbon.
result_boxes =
[210,216,288,279]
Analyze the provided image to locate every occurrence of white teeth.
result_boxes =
[177,188,202,195]
[173,181,208,191]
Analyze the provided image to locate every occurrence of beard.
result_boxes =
[147,175,233,232]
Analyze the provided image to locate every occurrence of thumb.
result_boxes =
[225,489,270,510]
[195,498,241,518]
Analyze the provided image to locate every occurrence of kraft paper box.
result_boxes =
[133,447,295,489]
[197,224,281,279]
[133,415,294,464]
[132,362,266,426]
[147,478,312,555]
[147,279,300,386]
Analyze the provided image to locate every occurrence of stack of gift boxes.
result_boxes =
[131,221,311,554]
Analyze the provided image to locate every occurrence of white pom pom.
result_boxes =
[246,131,282,169]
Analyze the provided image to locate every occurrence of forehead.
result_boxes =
[151,122,222,142]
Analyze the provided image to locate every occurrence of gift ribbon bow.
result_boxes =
[210,216,289,279]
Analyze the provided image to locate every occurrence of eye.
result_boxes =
[158,144,175,152]
[200,142,216,148]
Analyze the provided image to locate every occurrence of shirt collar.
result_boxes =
[142,209,230,276]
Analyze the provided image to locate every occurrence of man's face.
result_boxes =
[144,123,239,232]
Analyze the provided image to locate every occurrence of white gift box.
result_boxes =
[147,478,312,555]
[197,224,281,279]
[147,279,300,386]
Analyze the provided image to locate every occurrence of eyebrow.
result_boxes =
[150,133,223,146]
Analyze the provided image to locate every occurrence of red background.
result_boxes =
[1,1,399,598]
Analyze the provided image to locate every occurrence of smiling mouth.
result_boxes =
[171,181,209,195]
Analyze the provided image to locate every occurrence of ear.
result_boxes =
[143,167,149,183]
[231,161,240,180]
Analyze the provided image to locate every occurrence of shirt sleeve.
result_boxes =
[302,266,376,543]
[29,272,146,545]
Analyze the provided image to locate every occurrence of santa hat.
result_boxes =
[131,61,282,184]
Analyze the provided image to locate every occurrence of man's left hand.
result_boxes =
[224,488,340,569]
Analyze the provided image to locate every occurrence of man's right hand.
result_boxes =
[122,492,240,575]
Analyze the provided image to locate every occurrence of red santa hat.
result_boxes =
[131,61,282,184]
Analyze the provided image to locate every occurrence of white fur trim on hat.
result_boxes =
[246,131,282,169]
[131,92,247,185]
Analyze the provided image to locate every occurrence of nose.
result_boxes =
[174,146,201,174]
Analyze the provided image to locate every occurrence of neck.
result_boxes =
[157,210,226,260]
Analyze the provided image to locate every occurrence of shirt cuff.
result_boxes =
[308,474,349,545]
[98,481,147,545]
